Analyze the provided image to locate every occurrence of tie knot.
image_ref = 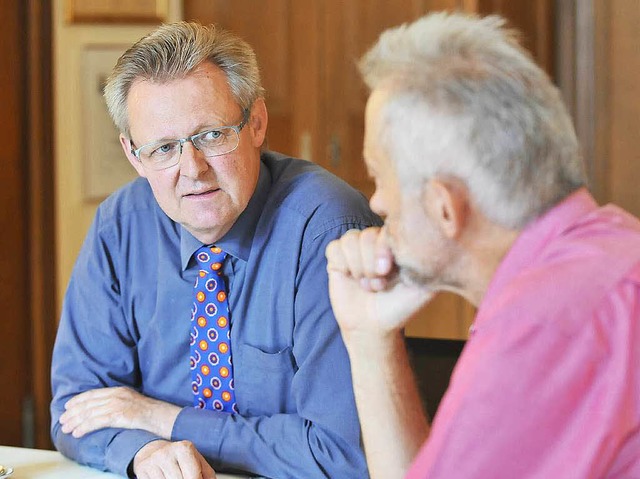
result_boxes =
[195,245,227,272]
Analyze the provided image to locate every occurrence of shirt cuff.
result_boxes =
[172,407,224,461]
[104,429,162,478]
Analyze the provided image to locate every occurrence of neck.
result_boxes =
[455,215,521,307]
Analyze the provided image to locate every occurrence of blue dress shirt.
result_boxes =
[51,152,380,479]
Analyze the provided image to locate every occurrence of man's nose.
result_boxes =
[178,140,208,177]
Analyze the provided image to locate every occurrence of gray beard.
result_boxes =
[398,262,463,293]
[398,264,435,288]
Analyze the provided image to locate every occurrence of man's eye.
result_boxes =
[202,130,224,142]
[151,142,177,156]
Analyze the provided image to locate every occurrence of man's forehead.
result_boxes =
[365,88,391,120]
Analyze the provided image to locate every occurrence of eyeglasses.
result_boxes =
[130,108,250,171]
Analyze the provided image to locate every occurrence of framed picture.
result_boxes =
[81,45,139,201]
[66,0,168,24]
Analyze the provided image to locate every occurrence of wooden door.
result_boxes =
[0,0,54,448]
[184,1,311,159]
[0,0,30,446]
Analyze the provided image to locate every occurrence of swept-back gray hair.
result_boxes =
[359,12,586,229]
[104,21,265,137]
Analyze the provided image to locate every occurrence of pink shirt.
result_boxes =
[407,189,640,479]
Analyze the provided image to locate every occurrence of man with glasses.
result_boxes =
[50,22,377,479]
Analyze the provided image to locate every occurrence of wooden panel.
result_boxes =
[321,0,461,191]
[592,0,610,205]
[477,0,555,77]
[65,0,168,23]
[608,0,640,217]
[184,0,296,156]
[290,2,322,162]
[0,0,29,446]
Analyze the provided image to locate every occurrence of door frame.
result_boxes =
[27,0,56,449]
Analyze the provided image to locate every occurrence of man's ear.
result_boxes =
[120,134,147,178]
[248,98,268,148]
[424,177,469,239]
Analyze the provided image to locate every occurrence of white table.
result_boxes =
[0,446,249,478]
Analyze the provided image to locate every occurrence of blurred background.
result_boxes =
[1,0,638,450]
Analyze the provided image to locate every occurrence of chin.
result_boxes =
[184,219,231,242]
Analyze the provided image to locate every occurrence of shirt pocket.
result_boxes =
[235,343,297,416]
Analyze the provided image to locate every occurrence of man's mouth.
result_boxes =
[184,188,219,197]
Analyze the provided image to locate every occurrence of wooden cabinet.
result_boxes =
[184,0,555,340]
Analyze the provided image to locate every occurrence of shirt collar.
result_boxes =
[477,188,597,319]
[180,161,271,270]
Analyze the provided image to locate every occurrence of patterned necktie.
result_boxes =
[189,245,237,413]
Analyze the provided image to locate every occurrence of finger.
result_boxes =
[157,456,182,479]
[65,408,113,437]
[63,394,115,421]
[198,454,217,479]
[60,404,94,433]
[336,229,366,278]
[138,464,167,479]
[360,276,390,292]
[64,386,126,409]
[64,389,101,410]
[375,227,395,275]
[174,441,205,479]
[358,227,383,278]
[63,398,130,437]
[61,393,119,429]
[325,238,349,273]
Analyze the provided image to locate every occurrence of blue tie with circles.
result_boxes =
[189,245,237,413]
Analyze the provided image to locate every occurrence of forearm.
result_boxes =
[173,407,368,478]
[345,330,430,479]
[51,418,161,477]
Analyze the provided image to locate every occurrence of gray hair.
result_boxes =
[359,12,586,229]
[104,21,265,136]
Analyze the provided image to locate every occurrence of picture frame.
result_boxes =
[66,0,168,24]
[81,45,139,201]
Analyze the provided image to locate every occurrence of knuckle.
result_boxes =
[361,226,380,243]
[343,228,361,239]
[341,229,361,246]
[176,439,195,452]
[325,240,337,257]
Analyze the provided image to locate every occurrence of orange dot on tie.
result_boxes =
[218,342,229,354]
[203,388,212,398]
[199,270,207,277]
[211,262,222,271]
[201,365,210,375]
[197,317,207,327]
[211,246,222,254]
[222,391,231,401]
[219,367,229,378]
[196,291,206,302]
[217,291,226,302]
[199,340,208,351]
[217,316,228,328]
